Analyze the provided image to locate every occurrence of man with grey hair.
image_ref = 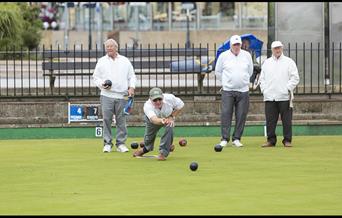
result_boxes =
[133,87,184,161]
[215,35,254,148]
[93,38,137,153]
[259,40,299,147]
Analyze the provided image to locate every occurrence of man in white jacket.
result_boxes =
[215,35,254,147]
[259,41,300,147]
[93,39,137,153]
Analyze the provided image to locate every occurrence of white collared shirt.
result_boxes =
[215,49,253,92]
[93,54,137,99]
[259,54,300,101]
[143,94,184,120]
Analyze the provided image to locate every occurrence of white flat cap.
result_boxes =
[271,41,283,48]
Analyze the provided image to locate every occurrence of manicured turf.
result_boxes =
[0,136,341,215]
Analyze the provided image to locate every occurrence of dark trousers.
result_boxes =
[265,101,292,145]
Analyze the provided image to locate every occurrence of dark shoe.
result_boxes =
[261,142,275,147]
[283,142,292,147]
[133,148,145,157]
[157,153,166,161]
[170,144,175,152]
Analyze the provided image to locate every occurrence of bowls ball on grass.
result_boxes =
[214,144,223,152]
[179,138,187,147]
[189,162,198,171]
[131,142,139,149]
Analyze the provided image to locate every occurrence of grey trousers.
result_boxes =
[221,90,249,142]
[101,95,127,147]
[143,115,173,157]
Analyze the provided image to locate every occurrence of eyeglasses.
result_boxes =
[153,98,162,102]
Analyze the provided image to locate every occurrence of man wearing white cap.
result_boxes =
[259,41,300,147]
[215,35,254,148]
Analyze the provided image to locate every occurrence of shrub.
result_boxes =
[0,3,42,51]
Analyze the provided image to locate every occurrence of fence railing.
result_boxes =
[0,43,341,99]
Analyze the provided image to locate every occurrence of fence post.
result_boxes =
[324,2,331,97]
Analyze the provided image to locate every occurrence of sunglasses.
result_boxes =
[153,98,163,102]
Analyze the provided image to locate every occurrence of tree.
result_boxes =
[0,3,23,50]
[0,2,42,51]
[17,3,42,50]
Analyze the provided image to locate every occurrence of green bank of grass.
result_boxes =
[1,124,342,139]
[0,136,341,215]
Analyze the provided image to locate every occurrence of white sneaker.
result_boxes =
[232,140,244,147]
[116,144,129,152]
[103,144,112,153]
[219,140,228,147]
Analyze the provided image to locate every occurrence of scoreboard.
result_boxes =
[68,103,102,123]
[67,102,103,137]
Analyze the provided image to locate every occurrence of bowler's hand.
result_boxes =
[128,87,135,97]
[165,117,175,127]
[249,83,253,91]
[102,84,111,90]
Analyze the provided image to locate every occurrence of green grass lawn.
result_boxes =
[0,136,341,215]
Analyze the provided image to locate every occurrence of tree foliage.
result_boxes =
[0,3,23,50]
[18,3,42,50]
[0,2,42,51]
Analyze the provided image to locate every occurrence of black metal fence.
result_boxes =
[0,43,341,99]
